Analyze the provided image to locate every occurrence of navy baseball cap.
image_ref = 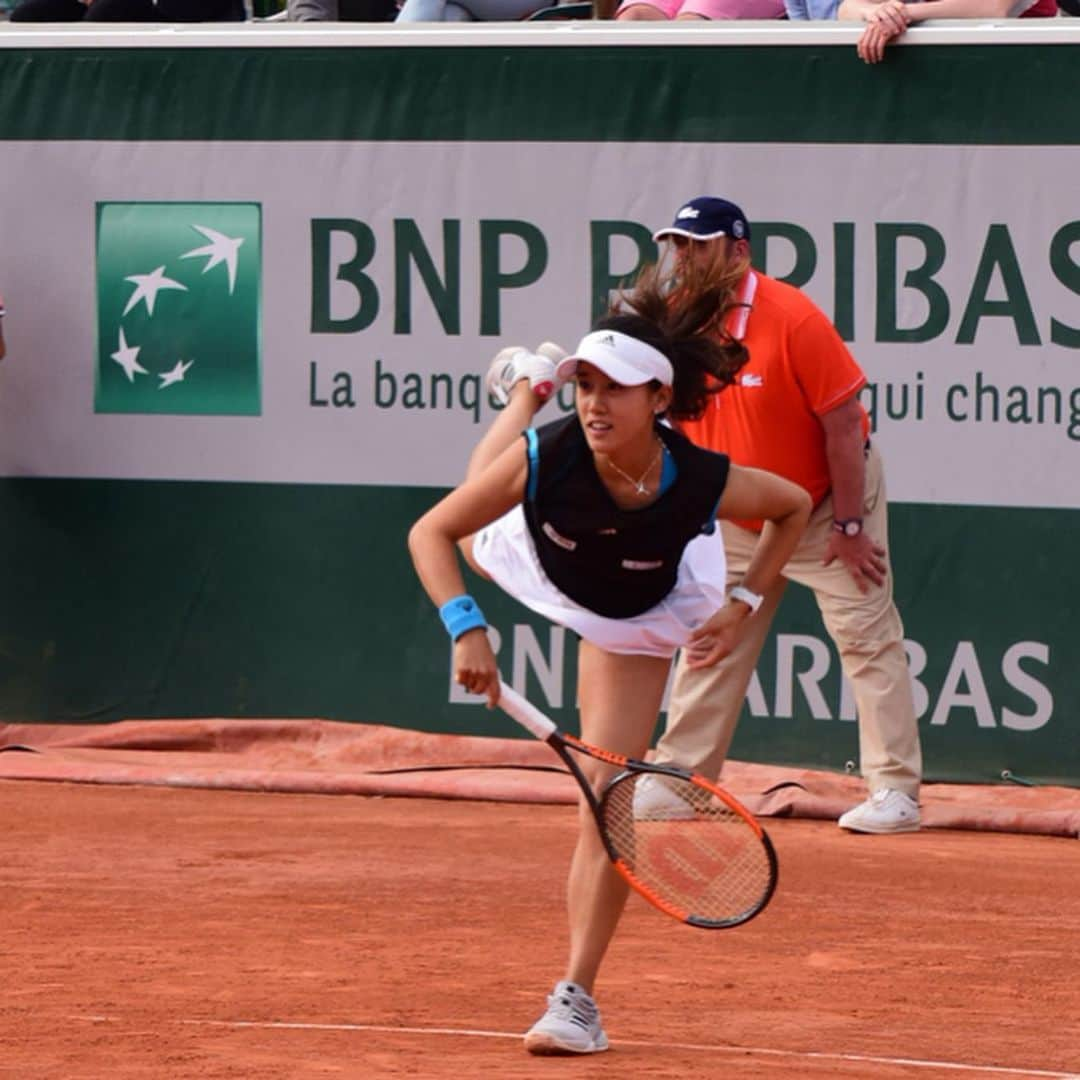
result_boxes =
[653,196,751,243]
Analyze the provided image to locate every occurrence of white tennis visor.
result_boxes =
[555,330,674,388]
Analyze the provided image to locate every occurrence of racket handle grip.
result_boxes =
[497,681,557,741]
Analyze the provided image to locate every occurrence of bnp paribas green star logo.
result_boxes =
[95,202,261,415]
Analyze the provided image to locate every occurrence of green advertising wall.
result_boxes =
[1,478,1074,785]
[1,25,1078,786]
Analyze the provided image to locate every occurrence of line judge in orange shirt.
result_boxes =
[641,195,922,834]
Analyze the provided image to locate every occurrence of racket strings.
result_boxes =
[602,773,774,926]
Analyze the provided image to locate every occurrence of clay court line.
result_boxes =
[69,1015,1078,1078]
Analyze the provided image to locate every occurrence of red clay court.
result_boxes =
[2,719,1079,1079]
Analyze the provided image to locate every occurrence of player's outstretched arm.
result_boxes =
[407,435,528,705]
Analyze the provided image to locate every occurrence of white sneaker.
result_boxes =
[632,774,696,821]
[523,981,609,1055]
[838,789,920,834]
[485,346,558,406]
[535,340,569,366]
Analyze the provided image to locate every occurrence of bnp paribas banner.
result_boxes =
[0,29,1077,785]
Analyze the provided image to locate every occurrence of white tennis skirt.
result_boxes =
[472,505,728,659]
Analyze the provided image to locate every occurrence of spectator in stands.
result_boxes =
[396,0,547,19]
[11,0,244,19]
[782,0,840,15]
[289,0,396,17]
[838,0,1057,61]
[612,0,783,19]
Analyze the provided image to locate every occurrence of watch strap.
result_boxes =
[832,517,864,537]
[729,584,764,615]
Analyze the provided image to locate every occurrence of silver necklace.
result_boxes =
[605,439,664,496]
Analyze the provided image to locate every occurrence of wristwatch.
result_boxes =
[729,584,764,615]
[832,518,863,537]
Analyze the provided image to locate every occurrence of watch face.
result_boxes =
[844,520,861,537]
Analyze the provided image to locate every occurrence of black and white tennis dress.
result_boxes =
[472,414,732,658]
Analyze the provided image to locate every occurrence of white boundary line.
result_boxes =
[68,1015,1080,1078]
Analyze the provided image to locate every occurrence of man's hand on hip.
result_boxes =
[823,532,887,592]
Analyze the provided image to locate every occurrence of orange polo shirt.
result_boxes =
[680,272,870,529]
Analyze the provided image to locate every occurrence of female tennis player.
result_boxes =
[407,277,811,1056]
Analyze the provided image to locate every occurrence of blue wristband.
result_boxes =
[439,595,487,642]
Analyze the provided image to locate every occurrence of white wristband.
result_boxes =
[729,584,764,615]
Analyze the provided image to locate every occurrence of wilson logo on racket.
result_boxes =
[653,835,740,895]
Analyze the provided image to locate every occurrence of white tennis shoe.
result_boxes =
[535,340,569,366]
[838,788,920,834]
[524,981,609,1055]
[485,342,566,406]
[632,774,696,821]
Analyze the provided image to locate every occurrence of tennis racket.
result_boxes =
[497,681,777,930]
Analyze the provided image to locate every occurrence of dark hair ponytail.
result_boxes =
[600,256,750,421]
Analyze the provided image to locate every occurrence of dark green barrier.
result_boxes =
[1,477,1076,786]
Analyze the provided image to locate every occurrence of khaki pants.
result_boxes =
[657,443,922,799]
